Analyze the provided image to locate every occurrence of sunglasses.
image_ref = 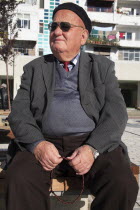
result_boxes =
[48,22,85,32]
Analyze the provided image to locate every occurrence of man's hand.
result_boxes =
[34,141,63,171]
[66,145,94,175]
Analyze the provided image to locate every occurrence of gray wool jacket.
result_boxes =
[8,51,128,156]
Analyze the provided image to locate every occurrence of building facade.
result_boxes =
[0,0,140,108]
[85,0,140,108]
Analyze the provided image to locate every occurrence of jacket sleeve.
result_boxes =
[8,65,45,144]
[86,61,128,154]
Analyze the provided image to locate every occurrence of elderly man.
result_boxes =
[6,2,138,210]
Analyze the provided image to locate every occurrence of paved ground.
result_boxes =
[122,117,140,209]
[127,108,140,119]
[0,108,140,209]
[123,119,140,166]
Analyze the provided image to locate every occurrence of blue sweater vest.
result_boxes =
[42,60,95,136]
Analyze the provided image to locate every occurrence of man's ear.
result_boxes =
[81,29,89,46]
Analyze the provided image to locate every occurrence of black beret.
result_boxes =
[53,2,92,34]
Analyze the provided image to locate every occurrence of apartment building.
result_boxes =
[0,0,140,108]
[84,0,140,108]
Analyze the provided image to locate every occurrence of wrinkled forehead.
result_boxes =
[53,9,85,27]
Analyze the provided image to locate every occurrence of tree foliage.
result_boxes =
[0,0,22,110]
[0,0,21,62]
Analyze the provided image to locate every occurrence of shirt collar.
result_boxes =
[57,52,80,66]
[71,52,80,66]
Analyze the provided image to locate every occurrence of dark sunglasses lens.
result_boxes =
[60,22,71,32]
[49,22,58,31]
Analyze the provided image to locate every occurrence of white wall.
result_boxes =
[13,55,38,97]
[87,10,140,26]
[115,61,140,81]
[15,3,39,41]
[0,55,38,97]
[119,40,140,48]
[137,82,140,109]
[87,12,115,24]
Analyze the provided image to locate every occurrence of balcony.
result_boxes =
[87,34,119,46]
[87,0,114,7]
[118,0,140,8]
[17,28,38,41]
[88,11,115,24]
[87,6,113,12]
[119,40,140,48]
[13,47,35,56]
[13,40,36,56]
[115,14,140,26]
[115,7,140,25]
[87,10,140,26]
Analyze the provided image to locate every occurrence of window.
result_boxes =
[25,0,37,5]
[87,0,114,8]
[17,14,30,29]
[39,23,44,33]
[119,49,140,61]
[130,8,134,15]
[119,32,132,40]
[90,29,99,38]
[40,0,44,8]
[91,6,113,13]
[39,48,44,56]
[136,9,140,16]
[126,33,132,40]
[14,48,29,55]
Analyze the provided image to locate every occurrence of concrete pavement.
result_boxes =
[122,117,140,210]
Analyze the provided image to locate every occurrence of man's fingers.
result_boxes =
[43,165,54,171]
[37,154,59,169]
[72,162,90,172]
[46,159,57,167]
[66,150,78,160]
[40,159,56,171]
[34,141,63,169]
[54,156,63,164]
[51,147,62,158]
[76,171,87,175]
[38,156,62,170]
[46,156,62,165]
[69,154,81,167]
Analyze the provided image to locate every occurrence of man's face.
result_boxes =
[49,10,88,61]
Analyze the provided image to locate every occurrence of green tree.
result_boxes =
[0,0,21,111]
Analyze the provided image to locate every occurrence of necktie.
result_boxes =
[63,61,70,72]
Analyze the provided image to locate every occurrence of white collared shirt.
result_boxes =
[58,52,80,71]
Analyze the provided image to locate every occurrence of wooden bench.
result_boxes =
[0,126,14,141]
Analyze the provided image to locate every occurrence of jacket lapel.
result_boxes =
[79,51,92,101]
[79,51,103,122]
[41,55,56,102]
